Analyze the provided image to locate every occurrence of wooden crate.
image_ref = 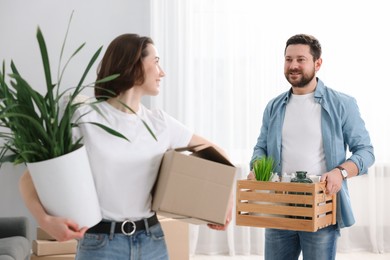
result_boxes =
[236,180,336,232]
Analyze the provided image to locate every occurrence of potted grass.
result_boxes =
[0,14,154,227]
[252,156,275,181]
[249,156,276,217]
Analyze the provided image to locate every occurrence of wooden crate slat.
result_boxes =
[236,214,315,231]
[314,214,334,230]
[316,203,334,215]
[238,202,314,217]
[237,181,316,193]
[315,194,333,204]
[239,191,314,204]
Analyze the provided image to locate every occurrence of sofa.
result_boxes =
[0,217,30,260]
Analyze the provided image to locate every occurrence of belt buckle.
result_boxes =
[121,220,136,236]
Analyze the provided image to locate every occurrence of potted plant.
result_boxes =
[0,14,154,227]
[248,156,276,217]
[252,156,275,181]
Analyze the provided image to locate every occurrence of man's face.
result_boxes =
[284,44,321,88]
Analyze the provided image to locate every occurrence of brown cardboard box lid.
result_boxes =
[174,145,234,167]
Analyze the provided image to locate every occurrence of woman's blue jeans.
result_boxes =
[75,221,168,260]
[264,225,340,260]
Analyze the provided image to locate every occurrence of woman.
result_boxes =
[19,34,231,259]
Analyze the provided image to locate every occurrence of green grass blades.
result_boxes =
[252,156,275,181]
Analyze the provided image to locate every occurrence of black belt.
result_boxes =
[86,214,159,236]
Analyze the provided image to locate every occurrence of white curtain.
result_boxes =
[338,163,390,254]
[150,0,390,255]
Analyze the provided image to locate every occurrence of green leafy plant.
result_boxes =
[0,13,155,166]
[252,156,275,181]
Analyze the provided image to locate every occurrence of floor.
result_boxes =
[191,252,390,259]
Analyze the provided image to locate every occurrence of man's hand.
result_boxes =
[320,168,343,195]
[247,171,255,180]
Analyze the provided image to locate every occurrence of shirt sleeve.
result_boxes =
[161,110,193,149]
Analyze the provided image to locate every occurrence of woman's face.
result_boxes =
[140,44,165,96]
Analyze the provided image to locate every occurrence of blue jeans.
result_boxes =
[75,222,168,260]
[264,225,340,260]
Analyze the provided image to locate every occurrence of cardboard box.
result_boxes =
[159,216,189,260]
[152,146,236,225]
[236,180,337,232]
[37,227,55,240]
[30,254,75,260]
[32,239,77,256]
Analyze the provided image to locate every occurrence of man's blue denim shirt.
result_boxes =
[250,78,375,229]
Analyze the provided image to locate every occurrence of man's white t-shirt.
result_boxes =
[73,101,193,221]
[281,92,327,176]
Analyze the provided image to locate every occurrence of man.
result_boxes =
[249,34,375,260]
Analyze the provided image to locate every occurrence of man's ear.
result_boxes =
[315,57,322,72]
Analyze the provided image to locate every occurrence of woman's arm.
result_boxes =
[19,170,88,241]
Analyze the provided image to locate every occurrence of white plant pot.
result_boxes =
[27,145,102,228]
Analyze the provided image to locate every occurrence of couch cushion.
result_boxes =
[0,236,30,260]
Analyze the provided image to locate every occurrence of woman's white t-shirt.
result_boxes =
[73,101,193,222]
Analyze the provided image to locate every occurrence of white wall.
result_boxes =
[0,0,151,241]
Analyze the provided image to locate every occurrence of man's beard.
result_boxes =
[285,70,315,88]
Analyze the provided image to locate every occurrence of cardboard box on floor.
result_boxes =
[159,216,189,260]
[32,239,77,256]
[30,254,75,260]
[152,146,236,225]
[37,227,55,240]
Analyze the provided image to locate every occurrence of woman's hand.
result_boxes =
[38,215,88,241]
[207,190,233,231]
